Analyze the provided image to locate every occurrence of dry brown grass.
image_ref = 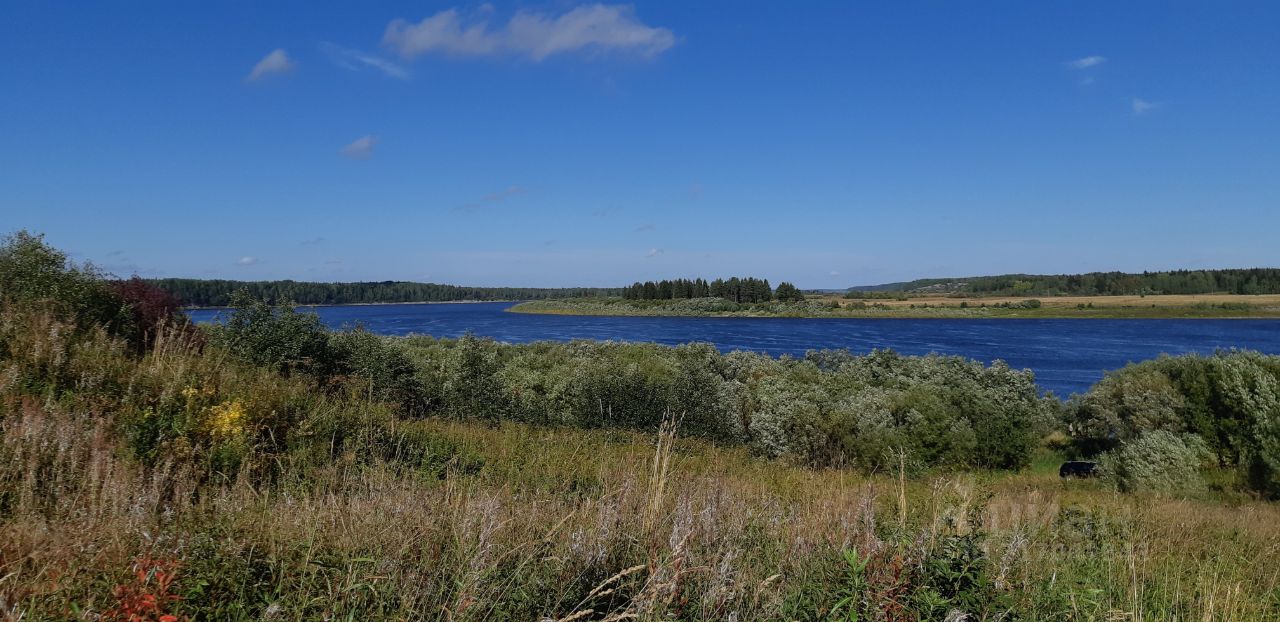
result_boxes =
[5,402,1280,620]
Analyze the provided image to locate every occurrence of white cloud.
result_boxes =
[341,135,378,159]
[1064,55,1106,70]
[247,49,295,82]
[320,42,410,79]
[383,4,675,61]
[384,9,500,57]
[829,270,841,277]
[644,248,663,258]
[1132,98,1155,114]
[236,256,258,266]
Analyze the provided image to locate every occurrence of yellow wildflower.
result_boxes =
[206,399,248,439]
[181,387,199,399]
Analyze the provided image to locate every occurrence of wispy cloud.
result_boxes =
[829,270,841,277]
[1132,98,1155,115]
[236,256,258,266]
[633,224,655,232]
[644,248,663,258]
[320,42,409,79]
[383,4,675,62]
[481,186,526,202]
[300,237,327,246]
[1064,55,1106,70]
[247,49,295,82]
[340,135,378,159]
[457,186,528,211]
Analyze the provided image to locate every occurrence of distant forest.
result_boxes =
[623,277,804,303]
[150,279,621,307]
[848,269,1280,297]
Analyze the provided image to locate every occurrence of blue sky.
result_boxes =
[2,1,1277,288]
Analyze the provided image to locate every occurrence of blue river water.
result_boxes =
[187,302,1280,397]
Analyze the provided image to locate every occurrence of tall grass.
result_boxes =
[5,406,1280,619]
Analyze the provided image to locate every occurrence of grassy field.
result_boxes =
[512,293,1280,319]
[8,410,1280,620]
[825,292,1280,309]
[3,313,1279,620]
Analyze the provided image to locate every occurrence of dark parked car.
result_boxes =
[1059,461,1099,478]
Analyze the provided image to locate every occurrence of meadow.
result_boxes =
[4,231,1280,620]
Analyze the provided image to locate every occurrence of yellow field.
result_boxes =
[821,292,1280,309]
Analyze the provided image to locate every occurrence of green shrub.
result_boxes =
[328,329,428,415]
[394,340,1052,472]
[1071,351,1280,495]
[209,291,335,376]
[1102,431,1208,494]
[0,230,131,334]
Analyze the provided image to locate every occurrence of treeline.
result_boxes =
[148,278,621,307]
[852,268,1280,296]
[623,277,804,303]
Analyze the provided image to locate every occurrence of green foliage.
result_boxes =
[1071,351,1280,495]
[209,291,335,375]
[829,550,869,621]
[328,328,429,415]
[396,338,1051,471]
[149,278,620,306]
[1101,431,1210,493]
[624,276,776,303]
[826,495,1012,621]
[441,333,506,422]
[774,281,805,302]
[912,528,1009,619]
[0,230,131,333]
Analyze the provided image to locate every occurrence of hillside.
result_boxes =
[848,268,1280,297]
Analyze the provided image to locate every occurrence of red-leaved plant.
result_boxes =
[102,555,184,622]
[110,277,197,348]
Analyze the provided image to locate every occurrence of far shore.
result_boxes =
[183,293,1280,320]
[183,299,518,311]
[509,293,1280,320]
